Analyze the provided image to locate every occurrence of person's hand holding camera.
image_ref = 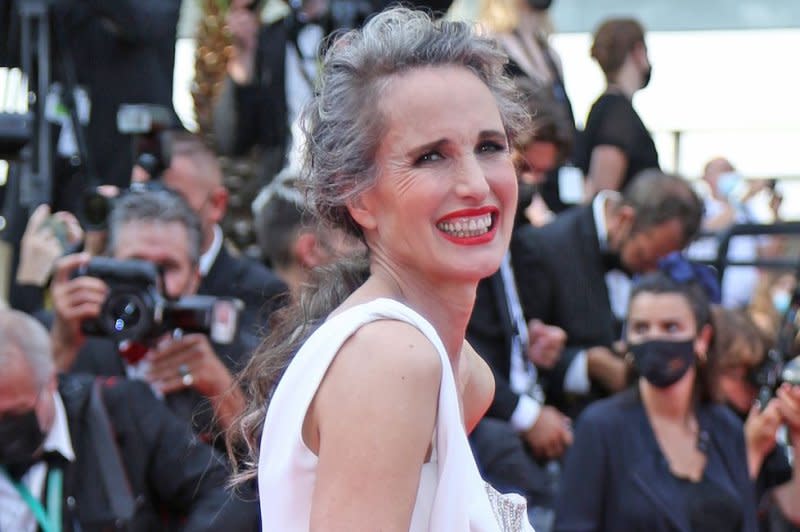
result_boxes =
[527,319,566,369]
[523,406,573,460]
[744,398,782,478]
[146,332,244,430]
[17,205,83,286]
[227,0,261,84]
[776,383,800,438]
[50,253,108,370]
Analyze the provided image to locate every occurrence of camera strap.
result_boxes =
[87,379,136,523]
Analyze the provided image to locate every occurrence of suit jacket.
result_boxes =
[57,374,258,532]
[199,245,289,358]
[554,389,758,532]
[511,205,620,414]
[467,270,521,421]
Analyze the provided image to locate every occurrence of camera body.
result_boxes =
[78,257,242,347]
[750,348,800,409]
[80,104,176,230]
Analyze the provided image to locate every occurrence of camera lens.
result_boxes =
[102,291,152,342]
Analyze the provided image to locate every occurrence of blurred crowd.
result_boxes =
[0,0,798,531]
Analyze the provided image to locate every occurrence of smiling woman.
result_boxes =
[228,6,534,532]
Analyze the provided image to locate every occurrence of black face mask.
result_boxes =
[527,0,553,10]
[641,65,653,89]
[0,409,47,469]
[630,339,696,388]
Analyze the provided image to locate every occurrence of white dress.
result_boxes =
[257,298,534,531]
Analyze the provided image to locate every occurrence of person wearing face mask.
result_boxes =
[686,156,761,308]
[712,306,800,530]
[0,309,255,532]
[578,17,660,198]
[554,272,758,531]
[512,170,704,418]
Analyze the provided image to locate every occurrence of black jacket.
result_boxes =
[212,17,290,183]
[467,270,520,421]
[57,374,258,531]
[199,245,289,357]
[554,389,758,532]
[511,205,620,415]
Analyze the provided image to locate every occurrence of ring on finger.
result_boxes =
[178,364,194,387]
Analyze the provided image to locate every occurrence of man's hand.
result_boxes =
[146,333,231,396]
[527,320,566,369]
[744,399,782,478]
[226,0,260,84]
[522,406,573,460]
[586,346,628,393]
[17,205,83,286]
[146,332,244,430]
[50,253,107,370]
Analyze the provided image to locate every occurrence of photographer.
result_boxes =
[4,0,181,211]
[50,189,248,444]
[713,307,800,529]
[134,131,288,355]
[0,308,256,532]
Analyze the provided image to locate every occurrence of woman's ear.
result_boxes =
[346,192,378,231]
[695,323,713,362]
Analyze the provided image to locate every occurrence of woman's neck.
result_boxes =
[360,263,477,359]
[607,64,641,99]
[639,374,695,424]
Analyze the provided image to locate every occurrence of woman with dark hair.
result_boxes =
[578,17,660,197]
[229,7,534,531]
[554,272,758,531]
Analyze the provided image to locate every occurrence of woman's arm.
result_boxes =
[585,145,628,197]
[307,320,442,532]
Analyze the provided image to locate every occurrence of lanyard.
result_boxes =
[0,465,63,532]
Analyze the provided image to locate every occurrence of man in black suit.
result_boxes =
[0,308,256,532]
[146,131,289,354]
[512,170,704,416]
[49,189,256,449]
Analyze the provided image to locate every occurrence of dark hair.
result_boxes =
[107,188,203,265]
[620,169,704,246]
[228,7,525,482]
[512,77,573,163]
[627,272,720,403]
[711,307,768,371]
[590,17,645,80]
[253,169,314,270]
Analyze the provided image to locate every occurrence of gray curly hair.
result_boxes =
[301,7,530,237]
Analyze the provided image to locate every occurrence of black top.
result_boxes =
[576,91,660,191]
[674,473,743,531]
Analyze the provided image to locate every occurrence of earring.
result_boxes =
[697,351,707,365]
[624,352,634,365]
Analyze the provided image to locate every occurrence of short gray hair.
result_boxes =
[107,188,203,264]
[0,309,54,387]
[302,7,530,237]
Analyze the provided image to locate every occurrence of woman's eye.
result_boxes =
[415,151,443,165]
[477,141,507,154]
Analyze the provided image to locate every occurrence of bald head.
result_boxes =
[702,157,735,188]
[0,309,54,387]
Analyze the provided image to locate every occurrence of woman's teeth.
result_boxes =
[436,213,493,237]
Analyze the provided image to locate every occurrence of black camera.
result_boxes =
[77,257,243,346]
[80,104,176,230]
